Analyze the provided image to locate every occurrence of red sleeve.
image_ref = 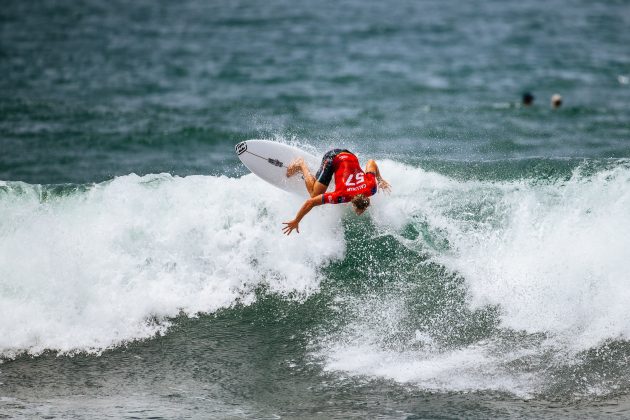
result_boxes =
[322,191,350,204]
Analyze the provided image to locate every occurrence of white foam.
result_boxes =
[322,342,539,396]
[315,290,542,397]
[371,160,630,348]
[319,160,630,395]
[0,173,345,357]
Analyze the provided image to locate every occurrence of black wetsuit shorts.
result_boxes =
[315,149,351,186]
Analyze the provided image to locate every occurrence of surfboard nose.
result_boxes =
[235,141,247,155]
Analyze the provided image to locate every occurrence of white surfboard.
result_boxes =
[235,140,328,196]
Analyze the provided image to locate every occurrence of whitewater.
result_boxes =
[0,172,345,357]
[2,159,630,398]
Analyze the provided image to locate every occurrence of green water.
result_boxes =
[2,0,629,184]
[1,0,630,418]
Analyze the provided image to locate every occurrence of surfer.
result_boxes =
[282,149,391,235]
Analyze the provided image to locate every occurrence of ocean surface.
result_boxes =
[1,0,630,418]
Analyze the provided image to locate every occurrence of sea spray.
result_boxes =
[370,160,630,347]
[317,159,630,397]
[3,159,630,398]
[0,173,345,358]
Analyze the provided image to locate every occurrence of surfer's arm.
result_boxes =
[282,195,323,235]
[366,160,391,193]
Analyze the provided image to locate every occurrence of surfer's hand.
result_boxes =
[378,179,391,194]
[282,220,300,235]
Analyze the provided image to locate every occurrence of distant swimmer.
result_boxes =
[522,92,535,106]
[551,93,563,108]
[282,149,391,235]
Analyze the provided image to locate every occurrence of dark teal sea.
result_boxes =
[1,0,630,418]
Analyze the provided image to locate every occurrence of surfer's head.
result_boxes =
[351,194,370,215]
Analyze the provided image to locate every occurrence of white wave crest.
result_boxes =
[0,173,345,357]
[320,160,630,395]
[372,160,630,347]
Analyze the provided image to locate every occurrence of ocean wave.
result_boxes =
[372,160,630,347]
[2,158,630,399]
[0,173,345,358]
[315,159,630,397]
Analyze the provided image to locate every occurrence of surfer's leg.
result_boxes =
[310,181,327,197]
[310,150,338,196]
[301,162,330,197]
[287,158,320,196]
[309,149,342,197]
[299,160,317,195]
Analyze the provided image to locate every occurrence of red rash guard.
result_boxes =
[322,153,377,204]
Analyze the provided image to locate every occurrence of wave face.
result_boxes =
[2,160,630,399]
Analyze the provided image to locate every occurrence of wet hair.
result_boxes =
[522,92,534,105]
[351,194,370,211]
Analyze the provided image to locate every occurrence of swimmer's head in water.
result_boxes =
[522,92,535,106]
[551,94,563,108]
[351,194,370,215]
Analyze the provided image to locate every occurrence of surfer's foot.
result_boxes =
[286,157,305,177]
